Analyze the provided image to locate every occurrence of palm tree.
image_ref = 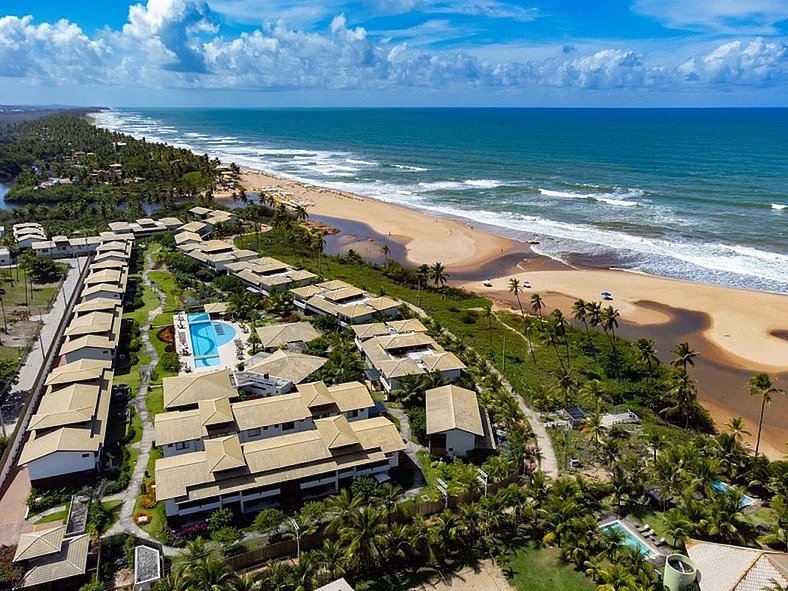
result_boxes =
[374,482,402,522]
[749,373,785,456]
[661,369,698,429]
[582,409,608,453]
[529,293,544,318]
[725,417,751,443]
[340,506,388,573]
[293,204,309,222]
[671,342,698,374]
[523,316,538,370]
[600,305,620,350]
[555,367,577,409]
[429,262,448,289]
[0,287,7,333]
[550,309,571,369]
[509,278,524,319]
[315,539,349,582]
[182,556,238,591]
[579,379,606,412]
[572,298,589,340]
[633,338,658,373]
[482,302,494,351]
[380,243,391,265]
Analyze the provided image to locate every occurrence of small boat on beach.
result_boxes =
[483,280,493,287]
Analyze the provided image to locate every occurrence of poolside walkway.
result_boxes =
[106,253,164,544]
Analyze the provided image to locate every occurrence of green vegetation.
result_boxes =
[506,546,595,591]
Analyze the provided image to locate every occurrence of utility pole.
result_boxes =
[288,517,301,558]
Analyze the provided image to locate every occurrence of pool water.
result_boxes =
[186,313,237,368]
[599,521,655,557]
[712,481,754,507]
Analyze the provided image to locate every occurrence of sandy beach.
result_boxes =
[232,167,788,457]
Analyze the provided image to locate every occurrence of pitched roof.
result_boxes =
[203,302,228,315]
[29,383,101,431]
[198,397,234,427]
[297,381,335,408]
[245,350,327,384]
[174,231,202,245]
[255,322,321,349]
[45,359,111,386]
[327,382,375,413]
[426,385,483,436]
[686,539,788,591]
[314,415,360,449]
[60,335,116,356]
[64,310,118,337]
[17,534,89,588]
[13,524,66,562]
[72,298,121,314]
[163,368,236,410]
[204,435,246,473]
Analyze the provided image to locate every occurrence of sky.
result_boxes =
[0,0,785,107]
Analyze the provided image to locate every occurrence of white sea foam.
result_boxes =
[772,203,786,210]
[346,158,379,166]
[539,187,642,207]
[391,164,429,172]
[463,179,504,189]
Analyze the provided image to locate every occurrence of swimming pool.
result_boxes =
[599,521,657,558]
[712,481,755,507]
[187,313,237,369]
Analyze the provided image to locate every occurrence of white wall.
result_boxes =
[162,439,204,458]
[27,451,98,481]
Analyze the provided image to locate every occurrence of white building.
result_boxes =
[425,385,490,459]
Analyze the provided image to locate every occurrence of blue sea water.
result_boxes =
[94,108,788,294]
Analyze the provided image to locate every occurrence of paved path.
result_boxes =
[387,407,426,497]
[106,253,164,543]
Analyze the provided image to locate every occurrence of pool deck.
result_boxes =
[173,311,252,374]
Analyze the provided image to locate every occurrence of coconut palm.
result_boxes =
[579,379,606,412]
[429,261,448,289]
[600,306,620,350]
[529,293,544,318]
[315,539,349,582]
[340,506,388,572]
[181,556,238,591]
[555,367,577,409]
[725,417,751,443]
[582,409,608,452]
[671,342,698,373]
[572,298,590,341]
[749,373,785,456]
[550,308,571,369]
[661,369,699,429]
[523,315,538,369]
[634,338,659,374]
[482,302,494,350]
[374,482,403,522]
[509,278,525,319]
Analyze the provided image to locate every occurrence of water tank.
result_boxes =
[663,554,698,591]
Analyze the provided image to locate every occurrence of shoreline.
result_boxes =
[229,166,788,457]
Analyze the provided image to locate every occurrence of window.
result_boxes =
[248,428,261,437]
[175,441,190,451]
[82,453,91,458]
[262,425,269,431]
[349,410,359,418]
[282,422,294,431]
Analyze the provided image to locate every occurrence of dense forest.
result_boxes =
[0,112,226,235]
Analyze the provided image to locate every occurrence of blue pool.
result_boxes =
[599,521,656,558]
[187,313,237,368]
[712,481,754,507]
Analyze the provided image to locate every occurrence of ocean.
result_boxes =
[93,108,788,294]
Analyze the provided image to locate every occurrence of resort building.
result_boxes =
[13,222,47,249]
[255,321,322,351]
[351,318,429,348]
[226,257,317,294]
[31,235,103,258]
[684,539,788,591]
[178,239,259,273]
[0,246,12,266]
[155,380,375,457]
[232,350,327,396]
[291,280,401,325]
[425,385,494,459]
[155,414,404,519]
[12,523,92,589]
[163,368,237,411]
[177,221,212,236]
[359,332,465,393]
[107,217,183,238]
[19,361,114,483]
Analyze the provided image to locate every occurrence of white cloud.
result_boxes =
[633,0,788,34]
[0,0,784,97]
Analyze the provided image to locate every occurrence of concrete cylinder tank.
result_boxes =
[663,554,698,591]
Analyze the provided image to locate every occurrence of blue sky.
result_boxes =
[0,0,785,107]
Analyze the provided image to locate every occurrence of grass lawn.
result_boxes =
[0,345,22,359]
[505,546,595,591]
[148,269,180,312]
[128,405,143,445]
[0,267,60,311]
[147,385,165,417]
[36,508,68,524]
[35,500,124,532]
[134,447,166,540]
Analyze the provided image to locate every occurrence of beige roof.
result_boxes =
[72,298,120,314]
[179,221,209,233]
[232,393,311,431]
[426,385,483,436]
[377,357,424,380]
[421,352,466,373]
[324,286,365,302]
[89,259,127,271]
[155,416,404,502]
[351,323,390,341]
[96,241,129,253]
[203,302,229,314]
[85,269,123,286]
[196,239,233,254]
[290,285,324,300]
[205,435,246,472]
[60,335,116,356]
[255,322,321,349]
[29,383,101,431]
[17,534,89,588]
[159,216,184,227]
[163,368,236,410]
[189,206,212,215]
[81,283,125,297]
[352,319,429,341]
[326,382,375,413]
[154,409,202,445]
[198,397,234,427]
[314,415,360,449]
[64,310,119,337]
[686,539,788,591]
[45,359,111,386]
[93,250,129,262]
[245,350,327,384]
[318,279,354,291]
[297,381,335,408]
[13,524,65,562]
[174,231,202,245]
[20,425,97,464]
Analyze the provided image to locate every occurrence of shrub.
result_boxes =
[211,526,242,549]
[140,496,157,509]
[408,407,427,443]
[0,545,23,587]
[77,579,103,591]
[160,351,180,373]
[207,507,234,532]
[351,476,378,502]
[253,508,286,535]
